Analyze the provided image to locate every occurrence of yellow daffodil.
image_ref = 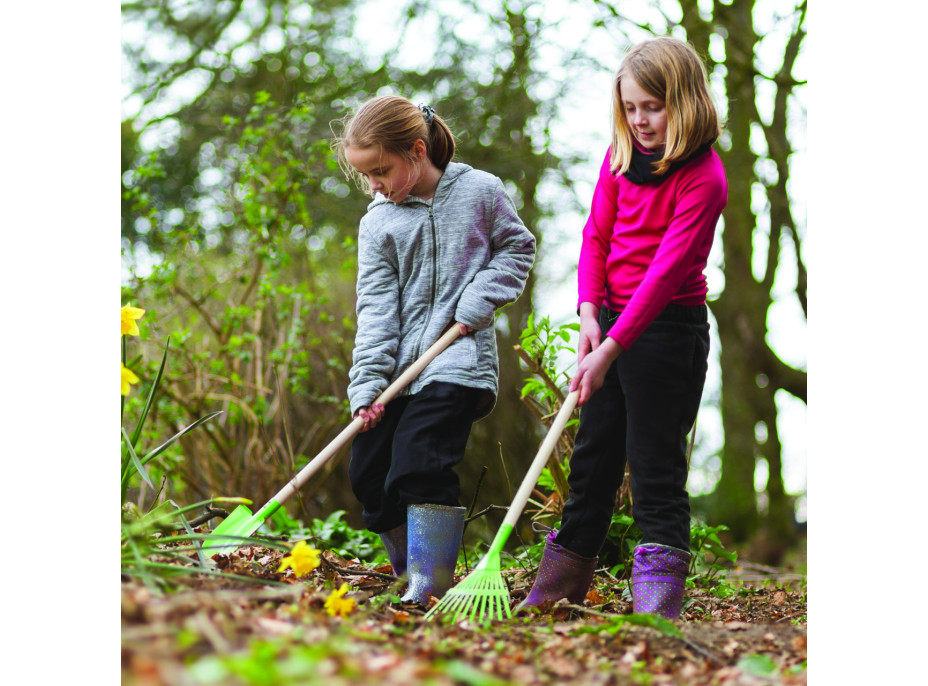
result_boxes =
[121,363,140,396]
[278,540,322,577]
[324,582,355,618]
[121,304,146,336]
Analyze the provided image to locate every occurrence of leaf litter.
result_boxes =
[123,544,807,685]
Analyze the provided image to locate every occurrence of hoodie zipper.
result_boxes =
[416,203,439,359]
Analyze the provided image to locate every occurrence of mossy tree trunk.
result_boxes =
[678,0,807,553]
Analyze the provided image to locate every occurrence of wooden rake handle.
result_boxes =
[501,389,579,530]
[270,325,464,506]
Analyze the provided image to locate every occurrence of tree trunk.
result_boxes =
[708,0,764,541]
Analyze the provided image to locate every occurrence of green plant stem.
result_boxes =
[122,335,127,420]
[129,339,171,450]
[514,344,565,404]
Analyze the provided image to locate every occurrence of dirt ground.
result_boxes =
[122,545,806,685]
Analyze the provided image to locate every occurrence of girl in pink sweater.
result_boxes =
[519,36,728,619]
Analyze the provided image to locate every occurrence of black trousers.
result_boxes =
[348,381,481,533]
[555,304,710,555]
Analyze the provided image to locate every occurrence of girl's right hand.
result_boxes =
[355,403,385,432]
[570,336,623,406]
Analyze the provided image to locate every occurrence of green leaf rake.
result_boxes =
[425,389,579,624]
[204,325,463,551]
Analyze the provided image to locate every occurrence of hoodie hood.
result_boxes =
[366,161,474,211]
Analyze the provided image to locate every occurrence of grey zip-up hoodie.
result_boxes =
[347,162,536,420]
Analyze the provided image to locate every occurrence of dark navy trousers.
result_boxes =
[348,381,480,533]
[555,304,710,555]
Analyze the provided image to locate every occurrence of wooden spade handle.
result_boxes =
[270,325,464,505]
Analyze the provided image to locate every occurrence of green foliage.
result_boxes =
[535,464,566,492]
[189,637,324,686]
[266,508,386,564]
[123,93,357,509]
[121,497,271,591]
[599,512,644,577]
[120,337,222,504]
[518,313,579,406]
[510,526,552,568]
[689,520,737,580]
[736,653,779,678]
[121,310,280,589]
[516,314,581,516]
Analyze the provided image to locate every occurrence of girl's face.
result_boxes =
[344,142,425,204]
[619,76,668,151]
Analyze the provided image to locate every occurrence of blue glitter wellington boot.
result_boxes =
[400,504,466,604]
[378,524,407,577]
[515,530,598,613]
[631,543,691,619]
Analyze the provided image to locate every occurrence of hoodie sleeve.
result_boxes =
[347,217,401,414]
[454,177,536,330]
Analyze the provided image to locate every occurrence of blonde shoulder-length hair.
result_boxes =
[610,36,722,176]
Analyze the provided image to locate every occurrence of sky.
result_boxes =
[6,1,928,681]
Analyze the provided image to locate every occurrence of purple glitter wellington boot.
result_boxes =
[631,543,691,619]
[516,532,598,613]
[400,504,466,604]
[378,524,407,577]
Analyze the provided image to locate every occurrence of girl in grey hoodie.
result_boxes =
[334,95,535,604]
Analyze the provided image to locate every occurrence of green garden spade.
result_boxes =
[204,325,463,551]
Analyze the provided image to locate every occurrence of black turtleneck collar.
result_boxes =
[622,140,714,185]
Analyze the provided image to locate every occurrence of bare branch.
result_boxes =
[760,0,807,315]
[763,350,807,404]
[172,281,225,341]
[129,0,247,108]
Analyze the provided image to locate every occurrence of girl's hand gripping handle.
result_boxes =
[280,325,464,500]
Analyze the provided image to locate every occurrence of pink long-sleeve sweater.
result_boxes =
[577,145,728,349]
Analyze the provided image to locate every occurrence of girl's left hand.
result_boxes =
[457,322,473,335]
[569,337,623,406]
[355,403,385,432]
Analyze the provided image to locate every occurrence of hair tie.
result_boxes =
[418,103,435,124]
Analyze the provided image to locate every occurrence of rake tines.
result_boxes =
[425,523,514,625]
[424,565,512,624]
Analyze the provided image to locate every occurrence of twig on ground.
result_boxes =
[594,566,621,582]
[319,555,398,582]
[190,508,230,528]
[467,466,489,520]
[465,504,510,523]
[463,466,489,572]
